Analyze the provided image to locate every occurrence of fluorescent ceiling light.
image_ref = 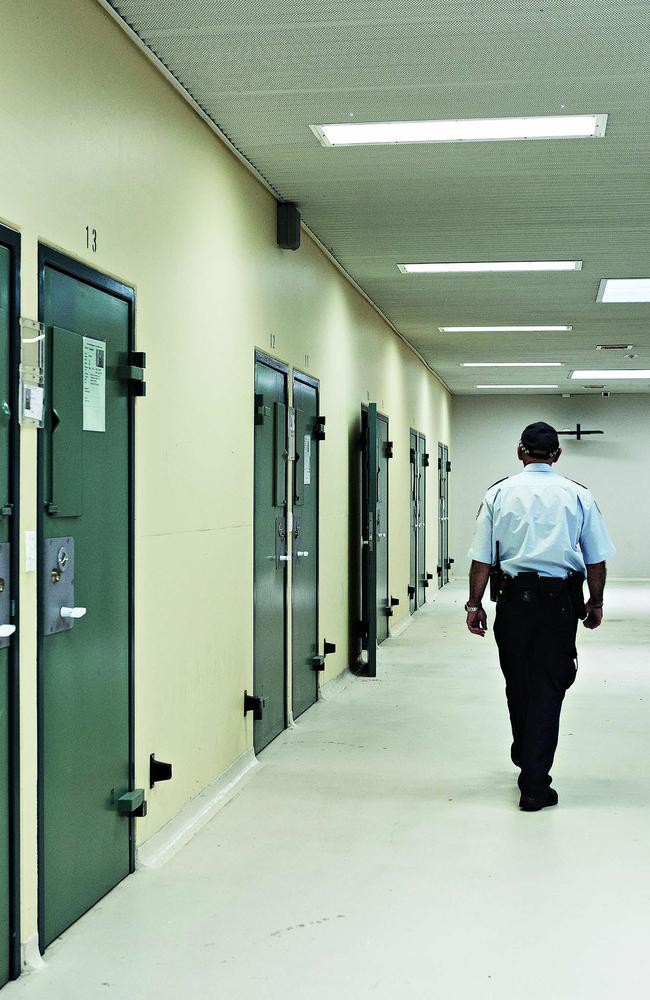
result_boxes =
[462,362,563,368]
[476,384,560,389]
[312,114,607,147]
[399,261,582,274]
[439,325,572,332]
[570,369,650,380]
[597,278,650,303]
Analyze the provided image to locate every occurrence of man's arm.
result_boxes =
[584,561,606,630]
[466,560,491,637]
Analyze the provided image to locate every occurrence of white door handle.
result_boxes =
[0,624,16,638]
[60,607,87,620]
[297,551,309,557]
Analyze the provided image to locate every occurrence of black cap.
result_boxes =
[520,421,560,458]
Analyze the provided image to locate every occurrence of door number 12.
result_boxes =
[85,226,98,252]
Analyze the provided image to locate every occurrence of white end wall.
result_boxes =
[451,394,647,579]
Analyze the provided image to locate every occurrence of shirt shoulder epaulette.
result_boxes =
[479,477,510,514]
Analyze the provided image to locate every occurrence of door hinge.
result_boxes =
[255,393,271,425]
[117,788,147,817]
[408,585,416,599]
[244,690,265,720]
[149,754,173,789]
[423,452,430,467]
[120,352,147,397]
[446,460,452,473]
[323,639,336,656]
[390,596,399,607]
[384,440,394,459]
[314,415,326,441]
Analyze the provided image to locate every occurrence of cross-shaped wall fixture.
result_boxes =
[557,423,604,441]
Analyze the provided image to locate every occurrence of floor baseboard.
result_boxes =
[137,748,259,869]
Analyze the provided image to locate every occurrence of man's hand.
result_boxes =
[582,600,603,630]
[466,607,488,637]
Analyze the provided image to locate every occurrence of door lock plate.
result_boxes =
[0,544,12,649]
[42,536,78,635]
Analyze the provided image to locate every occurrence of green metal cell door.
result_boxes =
[408,430,418,614]
[417,433,428,607]
[253,357,288,751]
[375,412,390,644]
[291,373,319,719]
[438,443,450,587]
[360,405,392,675]
[0,227,19,986]
[39,253,135,950]
[360,405,378,676]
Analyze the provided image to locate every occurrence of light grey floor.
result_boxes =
[6,582,650,1000]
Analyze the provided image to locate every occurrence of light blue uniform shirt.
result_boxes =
[469,464,615,578]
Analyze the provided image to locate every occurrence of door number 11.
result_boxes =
[85,226,98,252]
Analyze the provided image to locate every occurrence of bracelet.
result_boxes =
[465,602,482,613]
[589,602,603,609]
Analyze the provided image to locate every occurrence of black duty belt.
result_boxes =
[497,571,585,606]
[505,571,584,586]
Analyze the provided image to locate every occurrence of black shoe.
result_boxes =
[519,788,559,812]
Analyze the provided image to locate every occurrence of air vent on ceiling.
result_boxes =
[583,384,606,389]
[595,344,633,350]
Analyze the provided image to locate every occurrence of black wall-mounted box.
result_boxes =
[277,201,301,251]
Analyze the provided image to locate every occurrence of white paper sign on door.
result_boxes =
[82,337,106,432]
[303,434,311,485]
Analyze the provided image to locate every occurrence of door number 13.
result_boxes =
[85,226,98,252]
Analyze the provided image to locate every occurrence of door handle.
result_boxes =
[296,551,309,557]
[279,555,290,562]
[0,624,16,638]
[60,607,87,619]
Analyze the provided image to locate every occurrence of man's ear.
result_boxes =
[552,447,562,464]
[517,444,525,461]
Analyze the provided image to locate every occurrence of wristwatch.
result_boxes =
[465,602,482,613]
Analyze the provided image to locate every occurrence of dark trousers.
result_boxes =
[493,579,580,797]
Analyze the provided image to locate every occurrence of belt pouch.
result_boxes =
[568,574,587,617]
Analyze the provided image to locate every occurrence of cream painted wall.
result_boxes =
[0,0,451,947]
[451,394,646,580]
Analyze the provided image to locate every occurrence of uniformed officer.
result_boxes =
[465,421,615,811]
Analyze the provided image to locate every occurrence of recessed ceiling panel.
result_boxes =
[106,0,650,393]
